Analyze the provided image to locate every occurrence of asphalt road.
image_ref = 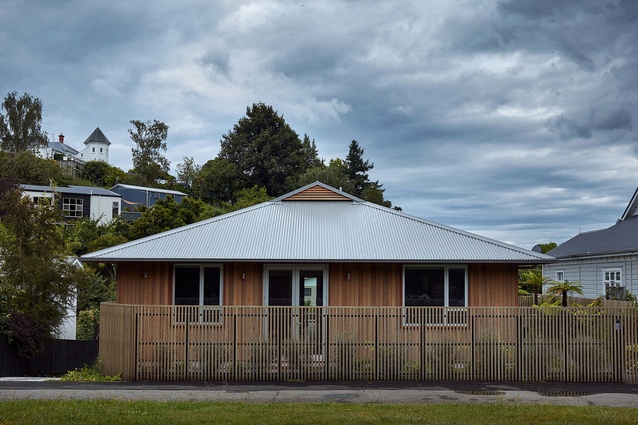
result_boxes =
[1,380,638,407]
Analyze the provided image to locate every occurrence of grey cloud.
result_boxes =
[546,108,633,141]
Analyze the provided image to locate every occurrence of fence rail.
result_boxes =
[99,303,638,383]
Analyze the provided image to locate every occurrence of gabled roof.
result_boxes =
[549,186,638,259]
[84,127,111,146]
[81,182,552,264]
[21,184,120,197]
[47,141,80,156]
[547,217,638,258]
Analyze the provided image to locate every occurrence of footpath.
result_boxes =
[1,380,638,407]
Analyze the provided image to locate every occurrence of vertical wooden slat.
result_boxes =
[99,304,636,383]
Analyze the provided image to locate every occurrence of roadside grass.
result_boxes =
[0,400,637,425]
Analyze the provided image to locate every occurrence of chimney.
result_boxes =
[58,134,65,144]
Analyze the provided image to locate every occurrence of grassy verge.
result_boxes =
[0,400,636,425]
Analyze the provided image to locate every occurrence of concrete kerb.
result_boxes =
[0,380,637,407]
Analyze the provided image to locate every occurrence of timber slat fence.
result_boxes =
[99,303,638,383]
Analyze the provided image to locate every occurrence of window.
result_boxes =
[556,271,564,282]
[100,148,103,153]
[92,147,95,152]
[174,265,222,323]
[603,268,625,299]
[112,202,119,218]
[403,266,467,325]
[62,198,83,217]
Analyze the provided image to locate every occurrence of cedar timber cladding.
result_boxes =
[83,182,553,308]
[283,184,352,201]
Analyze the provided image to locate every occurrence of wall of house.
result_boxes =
[543,255,638,298]
[116,262,173,304]
[89,196,121,224]
[115,261,521,307]
[468,263,519,306]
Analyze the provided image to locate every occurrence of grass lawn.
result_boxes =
[0,400,637,425]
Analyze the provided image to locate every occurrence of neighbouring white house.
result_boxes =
[543,186,638,299]
[21,184,121,225]
[37,128,112,176]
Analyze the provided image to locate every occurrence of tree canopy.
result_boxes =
[129,119,170,184]
[0,186,94,355]
[218,103,320,197]
[0,91,48,153]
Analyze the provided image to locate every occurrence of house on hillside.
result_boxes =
[21,184,121,225]
[543,187,638,299]
[109,184,187,220]
[38,128,112,176]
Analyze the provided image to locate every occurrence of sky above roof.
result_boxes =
[2,0,637,250]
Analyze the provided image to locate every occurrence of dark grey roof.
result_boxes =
[84,127,111,145]
[547,216,638,258]
[48,141,80,156]
[82,182,552,264]
[21,184,120,197]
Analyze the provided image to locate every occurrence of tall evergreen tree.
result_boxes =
[344,140,374,197]
[218,103,319,197]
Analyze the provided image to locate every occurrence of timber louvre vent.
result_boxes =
[455,390,505,396]
[541,390,592,397]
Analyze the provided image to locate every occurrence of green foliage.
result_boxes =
[0,187,97,350]
[176,156,201,191]
[295,158,356,194]
[230,186,273,210]
[61,360,121,382]
[129,196,208,240]
[194,157,239,204]
[219,103,319,197]
[129,119,171,184]
[345,140,373,197]
[0,150,70,185]
[519,268,551,305]
[0,91,48,153]
[545,280,585,307]
[82,160,126,187]
[76,308,101,340]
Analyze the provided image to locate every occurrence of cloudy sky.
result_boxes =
[1,0,637,249]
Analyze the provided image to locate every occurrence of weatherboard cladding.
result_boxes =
[82,197,548,263]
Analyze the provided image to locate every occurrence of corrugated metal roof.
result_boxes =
[109,184,187,196]
[82,183,551,264]
[21,184,120,197]
[84,127,111,145]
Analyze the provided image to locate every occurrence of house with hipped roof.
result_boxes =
[82,182,551,309]
[82,182,558,382]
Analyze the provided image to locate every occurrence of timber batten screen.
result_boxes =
[100,304,638,383]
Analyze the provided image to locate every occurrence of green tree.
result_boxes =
[129,119,170,184]
[83,160,126,188]
[345,140,373,197]
[295,158,356,194]
[0,91,48,153]
[545,280,584,307]
[0,150,70,186]
[219,103,319,197]
[176,156,201,191]
[0,187,94,355]
[519,268,551,305]
[129,196,207,240]
[195,158,239,204]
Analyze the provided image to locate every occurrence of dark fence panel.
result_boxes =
[0,335,99,377]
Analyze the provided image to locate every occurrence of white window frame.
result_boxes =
[556,271,564,282]
[173,264,223,324]
[62,197,83,217]
[603,268,624,298]
[402,265,468,326]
